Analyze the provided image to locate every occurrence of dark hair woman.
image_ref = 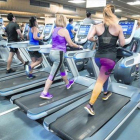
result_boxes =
[26,16,43,79]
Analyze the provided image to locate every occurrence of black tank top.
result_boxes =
[95,24,118,61]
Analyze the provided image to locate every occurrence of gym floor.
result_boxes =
[0,70,140,140]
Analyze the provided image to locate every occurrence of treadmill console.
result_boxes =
[23,23,29,40]
[43,24,54,41]
[0,18,3,25]
[119,20,137,45]
[74,24,80,32]
[75,24,93,44]
[38,25,44,36]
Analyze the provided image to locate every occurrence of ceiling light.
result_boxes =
[132,15,140,17]
[115,9,122,12]
[40,17,45,19]
[127,1,140,5]
[68,0,86,4]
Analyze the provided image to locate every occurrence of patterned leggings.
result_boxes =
[89,58,115,105]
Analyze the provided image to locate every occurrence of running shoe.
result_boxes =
[6,68,16,74]
[27,74,36,79]
[40,92,53,99]
[84,104,95,116]
[102,91,112,101]
[66,79,74,89]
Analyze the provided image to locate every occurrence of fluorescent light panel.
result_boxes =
[68,0,86,4]
[40,17,45,19]
[127,1,140,5]
[132,15,140,17]
[115,9,122,12]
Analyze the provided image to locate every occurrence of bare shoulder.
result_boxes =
[62,28,69,34]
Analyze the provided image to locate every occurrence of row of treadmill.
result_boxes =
[0,19,140,140]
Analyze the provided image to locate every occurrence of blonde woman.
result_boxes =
[84,4,125,115]
[40,15,82,99]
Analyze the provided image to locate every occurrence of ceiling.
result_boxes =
[47,0,140,19]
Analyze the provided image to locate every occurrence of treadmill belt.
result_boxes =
[0,67,24,77]
[14,83,87,112]
[50,93,130,140]
[0,71,48,89]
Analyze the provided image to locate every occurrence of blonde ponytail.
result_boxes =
[103,4,118,26]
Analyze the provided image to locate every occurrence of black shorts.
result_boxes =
[10,47,18,53]
[28,51,42,58]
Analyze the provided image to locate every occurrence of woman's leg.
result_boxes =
[30,57,42,70]
[60,63,74,89]
[95,58,111,96]
[40,51,64,99]
[85,58,115,115]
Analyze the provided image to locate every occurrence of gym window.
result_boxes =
[30,0,50,8]
[63,5,76,12]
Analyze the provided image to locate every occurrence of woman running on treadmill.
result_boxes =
[26,17,43,79]
[84,4,125,115]
[40,15,82,99]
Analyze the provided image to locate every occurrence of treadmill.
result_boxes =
[10,24,98,120]
[0,23,31,78]
[43,20,140,140]
[0,18,22,69]
[0,25,58,96]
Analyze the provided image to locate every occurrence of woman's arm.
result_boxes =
[87,26,97,42]
[64,29,82,49]
[118,25,125,47]
[27,28,29,40]
[33,27,43,40]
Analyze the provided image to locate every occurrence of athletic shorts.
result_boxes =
[28,51,42,58]
[10,47,18,53]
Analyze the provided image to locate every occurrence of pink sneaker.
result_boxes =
[66,79,74,89]
[40,92,53,99]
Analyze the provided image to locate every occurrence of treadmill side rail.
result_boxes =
[27,89,91,120]
[11,82,65,103]
[85,101,138,140]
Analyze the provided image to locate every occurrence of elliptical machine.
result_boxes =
[114,20,139,85]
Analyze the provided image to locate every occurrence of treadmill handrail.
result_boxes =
[7,41,29,48]
[65,49,94,58]
[27,44,52,51]
[73,50,95,59]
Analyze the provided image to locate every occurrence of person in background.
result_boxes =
[20,23,24,33]
[66,18,76,41]
[83,12,95,25]
[83,12,96,50]
[133,19,140,80]
[26,17,43,79]
[5,13,28,74]
[40,15,82,99]
[84,4,125,116]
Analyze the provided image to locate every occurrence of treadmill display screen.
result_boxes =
[44,24,53,35]
[119,21,134,38]
[78,25,90,36]
[0,18,3,24]
[39,25,44,34]
[74,24,80,31]
[25,24,29,32]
